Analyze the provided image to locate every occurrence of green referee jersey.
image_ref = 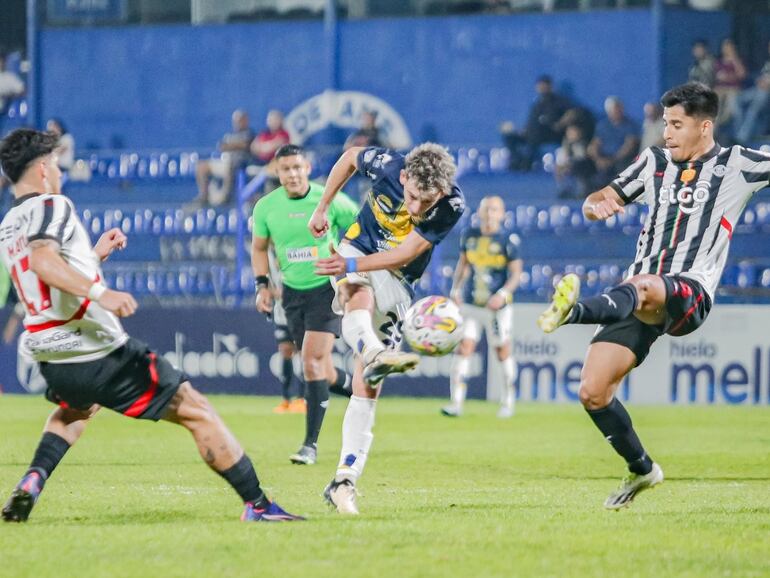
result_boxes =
[252,182,359,290]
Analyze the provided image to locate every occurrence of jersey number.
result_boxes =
[10,255,52,316]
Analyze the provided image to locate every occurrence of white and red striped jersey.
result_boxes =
[611,144,770,299]
[0,192,127,363]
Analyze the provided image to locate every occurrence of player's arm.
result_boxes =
[583,186,626,221]
[449,252,470,303]
[487,258,523,311]
[315,230,431,276]
[93,228,127,261]
[251,235,273,314]
[309,147,365,238]
[28,239,137,317]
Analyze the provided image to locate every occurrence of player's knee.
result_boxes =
[457,339,475,357]
[302,355,324,380]
[172,382,217,427]
[578,375,614,409]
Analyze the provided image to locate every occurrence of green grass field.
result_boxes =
[0,395,768,578]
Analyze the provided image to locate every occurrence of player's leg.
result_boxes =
[163,381,303,521]
[2,404,97,522]
[324,359,376,515]
[581,326,664,510]
[490,304,516,418]
[273,339,298,414]
[289,330,336,465]
[538,273,668,332]
[442,304,479,417]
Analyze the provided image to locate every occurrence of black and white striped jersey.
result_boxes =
[610,144,770,299]
[0,192,128,363]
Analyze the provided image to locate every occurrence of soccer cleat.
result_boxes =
[272,400,291,414]
[497,405,514,419]
[2,472,43,523]
[604,463,664,510]
[440,405,462,417]
[289,445,317,465]
[363,350,420,387]
[323,478,359,515]
[241,500,306,522]
[288,398,307,414]
[537,273,581,333]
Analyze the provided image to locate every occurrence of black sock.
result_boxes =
[26,432,71,488]
[281,356,294,401]
[296,378,306,400]
[303,379,330,447]
[586,398,653,475]
[329,369,352,398]
[568,284,638,325]
[217,454,269,507]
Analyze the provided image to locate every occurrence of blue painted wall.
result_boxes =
[38,8,729,151]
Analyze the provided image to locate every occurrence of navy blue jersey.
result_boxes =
[461,227,522,306]
[344,147,466,284]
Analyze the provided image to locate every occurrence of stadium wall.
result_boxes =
[38,9,672,150]
[1,305,768,405]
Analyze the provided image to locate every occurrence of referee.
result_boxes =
[252,144,359,465]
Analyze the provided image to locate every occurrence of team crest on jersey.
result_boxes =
[658,179,711,215]
[713,165,727,177]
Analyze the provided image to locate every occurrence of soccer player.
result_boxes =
[310,143,465,514]
[0,129,302,523]
[443,195,522,419]
[537,82,770,509]
[252,144,357,465]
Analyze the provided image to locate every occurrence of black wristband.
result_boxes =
[255,275,269,290]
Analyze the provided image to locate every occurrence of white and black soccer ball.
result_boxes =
[403,296,463,356]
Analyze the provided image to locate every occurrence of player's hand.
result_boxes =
[589,197,625,221]
[94,228,127,261]
[315,244,346,276]
[487,292,507,311]
[97,288,138,317]
[256,287,273,313]
[308,208,330,238]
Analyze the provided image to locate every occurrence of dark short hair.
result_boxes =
[660,82,719,120]
[692,38,708,48]
[0,128,60,183]
[536,74,552,85]
[274,144,304,159]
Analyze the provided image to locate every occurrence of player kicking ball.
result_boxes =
[443,195,522,418]
[537,82,770,509]
[310,143,465,514]
[0,129,302,523]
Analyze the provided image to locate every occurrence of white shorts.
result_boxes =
[460,303,513,348]
[332,243,413,349]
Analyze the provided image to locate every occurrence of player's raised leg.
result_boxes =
[2,404,95,522]
[163,381,304,521]
[579,342,663,510]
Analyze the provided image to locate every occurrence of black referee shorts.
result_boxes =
[40,337,184,421]
[591,274,712,366]
[282,282,341,350]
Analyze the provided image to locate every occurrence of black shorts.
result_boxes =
[39,337,185,421]
[591,274,712,366]
[282,282,341,350]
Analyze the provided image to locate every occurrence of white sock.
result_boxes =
[342,310,384,363]
[501,357,517,409]
[450,355,470,409]
[336,395,377,482]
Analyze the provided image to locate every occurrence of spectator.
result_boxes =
[344,111,385,150]
[499,121,529,171]
[555,104,596,143]
[46,118,75,172]
[522,75,571,169]
[688,40,716,88]
[733,40,770,144]
[250,109,290,164]
[555,124,595,199]
[0,53,24,113]
[588,96,640,186]
[640,102,665,151]
[193,109,254,207]
[714,38,747,132]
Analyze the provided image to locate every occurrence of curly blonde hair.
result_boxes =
[404,143,456,201]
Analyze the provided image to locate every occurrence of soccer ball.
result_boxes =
[403,296,463,356]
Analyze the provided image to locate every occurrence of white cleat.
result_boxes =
[440,405,462,417]
[604,463,664,510]
[537,273,581,333]
[363,350,420,387]
[323,478,359,515]
[496,405,514,419]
